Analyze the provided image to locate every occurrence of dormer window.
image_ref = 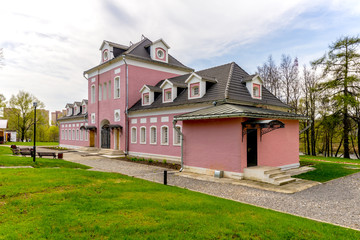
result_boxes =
[143,93,150,105]
[253,84,261,98]
[156,48,165,60]
[103,49,109,62]
[82,105,86,114]
[164,88,172,102]
[150,39,170,63]
[190,83,200,98]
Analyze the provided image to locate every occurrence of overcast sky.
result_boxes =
[1,0,360,112]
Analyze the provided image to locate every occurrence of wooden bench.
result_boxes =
[20,148,33,157]
[11,147,20,155]
[37,152,57,159]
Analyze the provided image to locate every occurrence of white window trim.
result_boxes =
[150,126,157,145]
[131,127,137,144]
[76,129,79,140]
[114,77,120,99]
[108,80,111,99]
[80,129,83,141]
[64,130,67,140]
[68,130,71,140]
[103,82,107,100]
[99,84,102,101]
[85,131,88,141]
[173,125,182,146]
[140,126,146,144]
[161,125,169,145]
[72,129,75,140]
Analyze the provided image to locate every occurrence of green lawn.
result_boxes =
[2,141,59,146]
[300,155,360,164]
[0,150,359,238]
[295,155,360,182]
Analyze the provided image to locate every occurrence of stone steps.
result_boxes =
[244,166,296,186]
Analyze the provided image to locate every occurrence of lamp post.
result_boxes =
[33,102,37,162]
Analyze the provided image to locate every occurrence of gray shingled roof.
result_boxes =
[85,37,193,74]
[129,62,289,112]
[174,104,306,121]
[58,113,87,121]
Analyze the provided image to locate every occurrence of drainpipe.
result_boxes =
[122,55,129,156]
[173,120,184,172]
[299,119,313,135]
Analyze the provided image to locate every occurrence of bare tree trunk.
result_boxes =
[335,138,343,157]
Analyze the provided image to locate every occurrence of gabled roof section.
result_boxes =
[65,103,74,108]
[129,62,290,112]
[152,38,170,49]
[140,85,162,93]
[85,37,193,74]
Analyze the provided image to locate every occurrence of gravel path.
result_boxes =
[64,152,360,231]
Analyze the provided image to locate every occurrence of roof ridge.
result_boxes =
[224,62,235,99]
[124,37,150,55]
[195,62,233,74]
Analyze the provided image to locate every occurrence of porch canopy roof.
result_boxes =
[174,104,307,121]
[81,125,97,130]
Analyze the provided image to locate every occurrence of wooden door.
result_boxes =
[247,129,258,167]
[89,131,95,147]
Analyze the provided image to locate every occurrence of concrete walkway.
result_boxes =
[62,151,360,231]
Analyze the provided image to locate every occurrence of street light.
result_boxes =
[33,102,37,162]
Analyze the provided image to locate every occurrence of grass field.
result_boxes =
[2,142,59,146]
[0,148,359,239]
[295,155,360,182]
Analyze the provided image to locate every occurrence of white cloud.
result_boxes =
[0,0,359,111]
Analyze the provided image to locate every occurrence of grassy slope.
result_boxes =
[0,168,359,239]
[296,155,360,182]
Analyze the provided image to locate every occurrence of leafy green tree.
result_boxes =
[6,91,45,142]
[312,36,360,159]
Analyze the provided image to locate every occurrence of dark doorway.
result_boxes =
[247,129,257,167]
[101,125,110,149]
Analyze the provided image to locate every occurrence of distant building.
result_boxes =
[51,110,64,126]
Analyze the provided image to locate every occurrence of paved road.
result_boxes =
[63,151,360,231]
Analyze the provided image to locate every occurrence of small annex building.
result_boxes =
[58,36,306,179]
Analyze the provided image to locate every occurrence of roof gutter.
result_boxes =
[173,120,184,172]
[123,55,129,156]
[174,113,309,121]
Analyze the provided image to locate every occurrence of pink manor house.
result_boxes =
[58,36,306,180]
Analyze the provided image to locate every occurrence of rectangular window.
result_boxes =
[173,126,181,145]
[72,130,75,140]
[164,88,172,102]
[103,83,107,100]
[99,84,102,101]
[80,129,83,140]
[85,131,88,141]
[150,127,157,144]
[190,83,200,98]
[91,85,95,103]
[76,129,79,140]
[114,77,120,98]
[108,80,111,99]
[131,127,137,143]
[61,130,64,140]
[253,83,261,98]
[161,126,168,145]
[91,113,95,124]
[140,127,146,144]
[143,93,150,105]
[64,130,67,140]
[68,130,71,140]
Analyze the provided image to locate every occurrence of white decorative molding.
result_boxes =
[150,117,157,123]
[114,68,121,74]
[161,116,169,122]
[140,118,147,124]
[131,119,138,124]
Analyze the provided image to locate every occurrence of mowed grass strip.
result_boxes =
[296,156,360,182]
[0,168,359,239]
[300,155,360,165]
[2,142,59,146]
[0,146,89,169]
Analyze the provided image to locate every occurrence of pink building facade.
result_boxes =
[59,36,306,178]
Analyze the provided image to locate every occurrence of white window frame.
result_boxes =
[163,88,172,102]
[91,113,96,124]
[91,85,95,104]
[68,130,71,140]
[173,125,182,146]
[131,127,137,143]
[80,129,83,140]
[161,125,169,145]
[72,129,75,140]
[85,130,88,141]
[61,130,64,140]
[114,77,120,99]
[76,129,79,140]
[99,84,102,101]
[64,129,67,140]
[150,126,157,145]
[140,127,146,144]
